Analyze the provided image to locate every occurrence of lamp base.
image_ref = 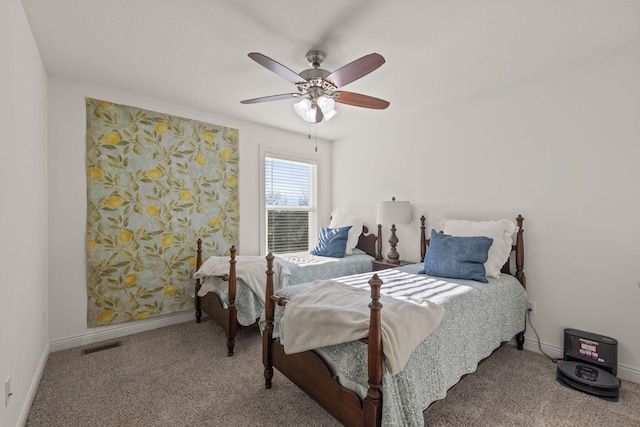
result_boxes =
[386,224,401,264]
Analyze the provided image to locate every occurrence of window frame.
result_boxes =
[259,147,319,255]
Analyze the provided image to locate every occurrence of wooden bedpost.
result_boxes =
[376,224,383,261]
[515,215,525,289]
[195,238,203,323]
[364,274,383,427]
[227,246,238,356]
[514,215,526,350]
[420,215,427,262]
[263,253,275,389]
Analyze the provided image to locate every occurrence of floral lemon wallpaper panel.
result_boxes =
[85,98,239,327]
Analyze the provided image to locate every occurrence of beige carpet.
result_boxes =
[27,319,640,426]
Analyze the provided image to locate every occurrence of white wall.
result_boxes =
[332,44,640,383]
[0,1,49,426]
[46,76,332,351]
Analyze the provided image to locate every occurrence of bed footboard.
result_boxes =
[263,253,383,427]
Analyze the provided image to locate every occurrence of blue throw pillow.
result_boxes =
[423,229,493,283]
[311,226,352,258]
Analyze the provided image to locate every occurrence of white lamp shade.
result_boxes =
[377,200,411,225]
[294,98,317,122]
[322,109,337,121]
[317,96,335,113]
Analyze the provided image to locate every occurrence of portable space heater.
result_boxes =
[556,328,621,401]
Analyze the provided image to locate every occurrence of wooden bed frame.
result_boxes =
[262,215,526,426]
[194,226,380,356]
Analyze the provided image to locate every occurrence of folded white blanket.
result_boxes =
[280,279,445,375]
[194,255,291,305]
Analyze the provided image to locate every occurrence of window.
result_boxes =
[263,155,317,254]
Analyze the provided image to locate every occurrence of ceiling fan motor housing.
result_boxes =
[305,50,326,68]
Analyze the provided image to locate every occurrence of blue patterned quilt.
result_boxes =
[271,264,528,426]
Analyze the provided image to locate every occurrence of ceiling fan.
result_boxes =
[240,51,390,123]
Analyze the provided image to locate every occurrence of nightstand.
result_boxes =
[371,259,413,272]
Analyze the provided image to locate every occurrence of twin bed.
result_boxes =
[262,215,527,426]
[194,225,379,355]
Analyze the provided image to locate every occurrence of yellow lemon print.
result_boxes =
[227,176,238,186]
[106,195,124,209]
[161,234,174,246]
[146,168,162,179]
[146,205,159,217]
[96,309,115,323]
[87,167,104,180]
[104,131,121,145]
[97,100,112,109]
[180,190,192,201]
[220,149,231,160]
[163,285,178,296]
[203,131,215,143]
[87,239,97,250]
[118,229,133,244]
[195,154,207,166]
[135,312,150,320]
[155,122,168,134]
[123,273,137,287]
[187,257,197,267]
[208,216,220,227]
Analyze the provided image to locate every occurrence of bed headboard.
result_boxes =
[419,215,525,288]
[356,225,380,259]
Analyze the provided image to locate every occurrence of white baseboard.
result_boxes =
[524,336,640,385]
[49,311,194,353]
[19,341,49,427]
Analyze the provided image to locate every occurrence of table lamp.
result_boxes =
[376,197,411,264]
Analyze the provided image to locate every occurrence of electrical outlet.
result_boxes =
[5,376,12,407]
[527,300,536,316]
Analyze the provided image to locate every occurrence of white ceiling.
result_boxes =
[21,0,640,141]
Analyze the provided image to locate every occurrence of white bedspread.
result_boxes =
[280,279,444,375]
[194,255,291,305]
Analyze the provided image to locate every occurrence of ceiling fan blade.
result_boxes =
[240,93,300,104]
[324,53,385,88]
[335,91,390,110]
[248,53,307,84]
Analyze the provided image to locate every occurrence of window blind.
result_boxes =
[265,156,317,253]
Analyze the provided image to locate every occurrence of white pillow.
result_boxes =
[437,218,516,278]
[328,209,365,255]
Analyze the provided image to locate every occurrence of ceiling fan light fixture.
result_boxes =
[317,96,337,121]
[322,109,337,121]
[293,98,318,123]
[293,96,337,123]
